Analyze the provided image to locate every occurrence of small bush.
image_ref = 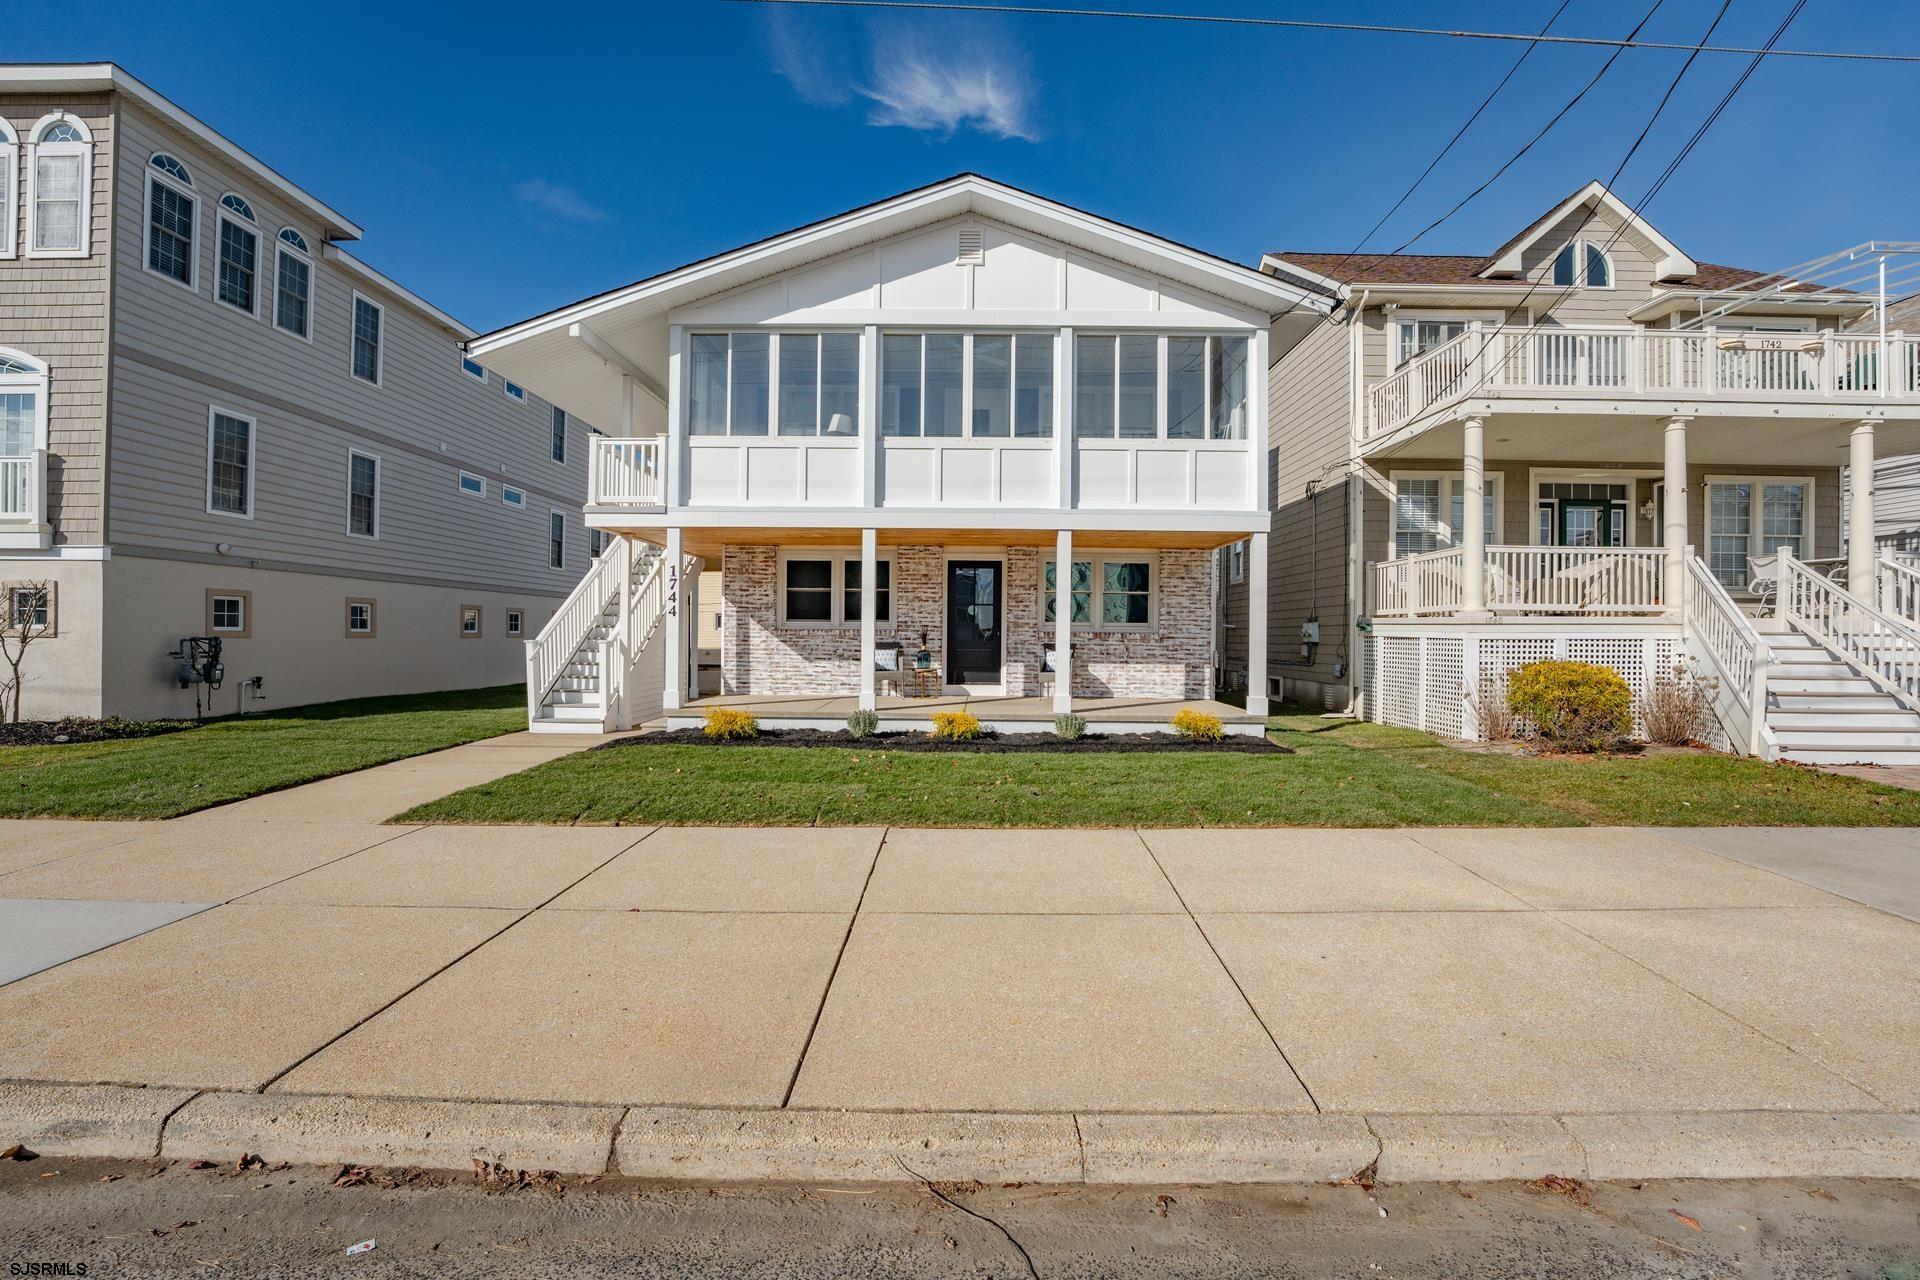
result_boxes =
[1170,707,1225,741]
[1054,712,1088,740]
[845,709,880,739]
[1639,662,1716,746]
[702,707,759,740]
[1505,660,1632,752]
[930,710,982,741]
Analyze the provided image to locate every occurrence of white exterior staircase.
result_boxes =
[1755,618,1920,765]
[526,536,674,733]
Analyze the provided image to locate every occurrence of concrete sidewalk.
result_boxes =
[1,808,1916,1183]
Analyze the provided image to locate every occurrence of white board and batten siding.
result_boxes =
[668,215,1269,518]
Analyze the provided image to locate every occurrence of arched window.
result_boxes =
[278,227,309,253]
[0,120,17,259]
[220,193,256,222]
[0,350,51,515]
[26,113,92,258]
[274,227,314,339]
[1551,239,1613,289]
[145,152,198,289]
[216,192,261,313]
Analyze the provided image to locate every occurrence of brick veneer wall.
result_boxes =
[720,543,1215,698]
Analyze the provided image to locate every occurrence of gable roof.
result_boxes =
[1478,180,1695,280]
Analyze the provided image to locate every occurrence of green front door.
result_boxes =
[1557,499,1614,548]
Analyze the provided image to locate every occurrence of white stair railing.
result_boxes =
[1878,550,1920,628]
[524,538,624,720]
[1682,552,1774,758]
[1778,544,1920,709]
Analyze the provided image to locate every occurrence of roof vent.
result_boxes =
[956,228,984,266]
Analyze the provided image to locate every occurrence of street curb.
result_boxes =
[9,1084,1920,1184]
[161,1092,623,1176]
[0,1082,196,1160]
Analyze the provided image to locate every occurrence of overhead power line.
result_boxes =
[718,0,1920,64]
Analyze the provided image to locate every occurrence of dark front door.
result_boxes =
[947,561,1002,686]
[1557,499,1615,548]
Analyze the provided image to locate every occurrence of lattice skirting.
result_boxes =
[1366,629,1696,742]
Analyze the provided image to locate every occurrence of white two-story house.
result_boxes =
[473,175,1326,735]
[1241,182,1920,764]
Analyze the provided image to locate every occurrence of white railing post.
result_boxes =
[524,643,541,722]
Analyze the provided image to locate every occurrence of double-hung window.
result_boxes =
[780,554,892,626]
[275,228,312,338]
[880,332,1053,438]
[776,332,862,436]
[146,153,196,286]
[347,450,379,538]
[1707,476,1811,589]
[549,510,566,569]
[550,405,567,462]
[1392,473,1499,558]
[206,408,254,518]
[351,295,383,384]
[0,121,16,259]
[216,194,258,314]
[1394,319,1468,368]
[1073,334,1248,439]
[27,116,91,257]
[1043,555,1154,629]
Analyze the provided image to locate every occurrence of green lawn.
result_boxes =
[395,709,1920,828]
[0,686,525,820]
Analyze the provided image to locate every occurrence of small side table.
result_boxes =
[908,665,942,698]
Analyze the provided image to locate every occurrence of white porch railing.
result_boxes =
[1367,324,1920,438]
[1878,551,1920,629]
[589,436,666,506]
[1779,544,1920,709]
[524,537,625,719]
[1369,546,1464,617]
[1683,552,1774,758]
[0,449,44,524]
[1369,544,1665,617]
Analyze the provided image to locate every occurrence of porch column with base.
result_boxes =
[1663,416,1689,617]
[1247,531,1269,717]
[1460,416,1489,616]
[663,526,684,712]
[858,528,877,712]
[684,557,703,702]
[616,535,635,730]
[1850,419,1877,598]
[1053,528,1072,715]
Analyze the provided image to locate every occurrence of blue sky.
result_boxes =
[15,1,1918,331]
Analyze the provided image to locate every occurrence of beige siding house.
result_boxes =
[1238,181,1920,764]
[0,64,592,719]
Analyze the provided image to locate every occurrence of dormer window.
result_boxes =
[1552,240,1612,288]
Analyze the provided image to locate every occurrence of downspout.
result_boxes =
[1345,289,1370,717]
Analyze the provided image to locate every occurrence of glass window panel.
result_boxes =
[1101,561,1151,625]
[1552,244,1576,287]
[688,334,728,436]
[971,335,1011,438]
[148,181,194,282]
[217,219,255,311]
[1210,336,1250,439]
[785,559,832,621]
[1448,486,1498,547]
[844,559,892,622]
[1014,335,1053,438]
[550,511,565,568]
[1166,337,1206,440]
[209,413,250,515]
[550,407,567,463]
[820,333,860,435]
[1043,560,1093,624]
[33,154,83,251]
[348,454,377,536]
[274,251,309,335]
[1762,483,1807,556]
[778,333,818,436]
[923,334,963,438]
[1585,243,1611,287]
[352,298,381,382]
[728,332,769,435]
[1395,477,1441,557]
[0,393,34,456]
[1708,482,1752,587]
[1117,334,1157,438]
[881,334,921,437]
[1074,335,1114,438]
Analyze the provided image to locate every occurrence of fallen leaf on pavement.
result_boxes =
[1669,1209,1702,1231]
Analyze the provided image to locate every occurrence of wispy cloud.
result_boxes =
[767,14,1040,142]
[514,178,610,224]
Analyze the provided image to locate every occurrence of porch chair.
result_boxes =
[873,641,904,697]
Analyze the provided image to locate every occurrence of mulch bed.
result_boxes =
[601,728,1290,755]
[0,716,196,747]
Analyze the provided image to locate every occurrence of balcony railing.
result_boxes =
[0,449,44,526]
[588,436,666,506]
[1370,544,1667,618]
[1367,324,1920,438]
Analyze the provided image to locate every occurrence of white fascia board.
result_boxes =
[1259,253,1350,298]
[324,246,476,339]
[625,507,1269,534]
[0,63,364,241]
[1480,180,1695,281]
[1627,290,1874,324]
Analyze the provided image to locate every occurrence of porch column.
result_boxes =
[1850,419,1877,598]
[1053,528,1073,715]
[662,526,684,711]
[1663,416,1689,617]
[1460,416,1488,615]
[1246,532,1269,717]
[616,535,634,730]
[858,528,878,712]
[684,557,703,702]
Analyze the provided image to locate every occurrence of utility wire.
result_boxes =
[717,0,1920,64]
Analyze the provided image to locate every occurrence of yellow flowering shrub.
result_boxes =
[1504,660,1632,752]
[1170,707,1225,741]
[702,707,759,740]
[929,710,982,741]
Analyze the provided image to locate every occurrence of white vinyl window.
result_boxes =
[549,510,566,569]
[0,349,49,464]
[457,470,485,498]
[688,332,774,437]
[460,356,487,382]
[346,599,374,635]
[504,380,526,402]
[0,120,17,258]
[210,594,246,633]
[27,115,91,258]
[775,332,862,437]
[347,449,379,538]
[145,153,196,287]
[506,608,523,636]
[1394,319,1468,368]
[351,294,383,384]
[1073,334,1248,440]
[216,194,259,314]
[205,408,254,518]
[502,484,526,508]
[1042,555,1155,630]
[1551,239,1613,288]
[778,553,893,626]
[880,332,1054,439]
[550,405,567,463]
[275,228,312,338]
[1227,539,1247,584]
[1391,473,1501,557]
[1707,476,1812,589]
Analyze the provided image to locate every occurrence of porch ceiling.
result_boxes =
[1374,410,1920,467]
[594,525,1243,559]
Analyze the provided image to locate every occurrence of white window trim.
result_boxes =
[209,593,248,634]
[460,355,488,382]
[504,380,527,402]
[502,484,527,508]
[771,330,865,439]
[1551,239,1615,290]
[1526,467,1662,547]
[1040,551,1160,634]
[214,202,262,318]
[346,598,375,635]
[877,330,1059,443]
[1227,539,1247,584]
[506,608,524,637]
[0,346,51,453]
[1387,309,1504,370]
[456,470,486,499]
[143,154,198,293]
[549,509,567,570]
[776,548,896,629]
[1710,317,1818,333]
[1388,470,1506,557]
[205,406,256,521]
[1069,332,1254,443]
[0,120,17,259]
[1705,473,1818,583]
[346,447,381,540]
[272,236,314,342]
[551,405,568,464]
[25,113,92,260]
[350,291,384,386]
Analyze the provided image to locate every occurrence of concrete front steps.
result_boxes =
[1756,620,1920,765]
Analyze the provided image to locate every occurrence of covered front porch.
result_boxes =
[665,692,1266,737]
